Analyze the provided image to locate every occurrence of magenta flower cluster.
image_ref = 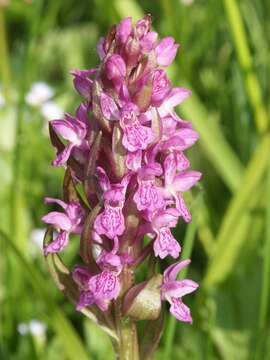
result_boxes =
[42,15,200,323]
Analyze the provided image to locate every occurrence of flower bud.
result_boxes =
[105,54,126,81]
[116,17,132,44]
[155,37,179,67]
[135,14,152,39]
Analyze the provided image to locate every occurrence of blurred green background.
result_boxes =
[0,0,270,359]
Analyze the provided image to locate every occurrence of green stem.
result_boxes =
[114,300,139,360]
[223,0,268,134]
[118,319,139,360]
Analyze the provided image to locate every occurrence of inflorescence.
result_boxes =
[42,15,201,324]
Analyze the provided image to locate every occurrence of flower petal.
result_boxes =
[42,212,72,231]
[76,290,95,311]
[51,120,79,143]
[176,195,191,222]
[52,143,75,167]
[126,150,142,171]
[122,123,153,152]
[44,197,67,210]
[100,92,119,121]
[72,266,92,291]
[153,227,181,259]
[140,31,158,53]
[116,17,132,44]
[96,167,111,192]
[172,171,202,192]
[163,259,191,282]
[158,87,191,117]
[134,179,164,212]
[162,279,199,298]
[175,152,190,172]
[169,298,193,323]
[152,208,180,229]
[94,205,125,239]
[164,153,177,186]
[105,54,126,80]
[96,37,105,60]
[43,230,69,255]
[155,37,179,67]
[89,270,121,300]
[151,69,171,107]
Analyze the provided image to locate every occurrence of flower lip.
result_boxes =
[119,102,139,126]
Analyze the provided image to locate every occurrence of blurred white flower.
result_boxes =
[31,228,46,251]
[41,101,64,121]
[17,320,47,337]
[17,323,29,336]
[28,320,47,337]
[180,0,194,5]
[25,82,54,107]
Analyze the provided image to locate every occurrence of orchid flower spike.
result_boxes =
[43,15,201,357]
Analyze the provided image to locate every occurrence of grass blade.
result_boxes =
[204,135,270,287]
[259,157,270,328]
[180,89,244,192]
[223,0,268,133]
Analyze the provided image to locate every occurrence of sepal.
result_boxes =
[49,123,84,179]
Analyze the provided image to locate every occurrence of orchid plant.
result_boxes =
[43,15,201,359]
